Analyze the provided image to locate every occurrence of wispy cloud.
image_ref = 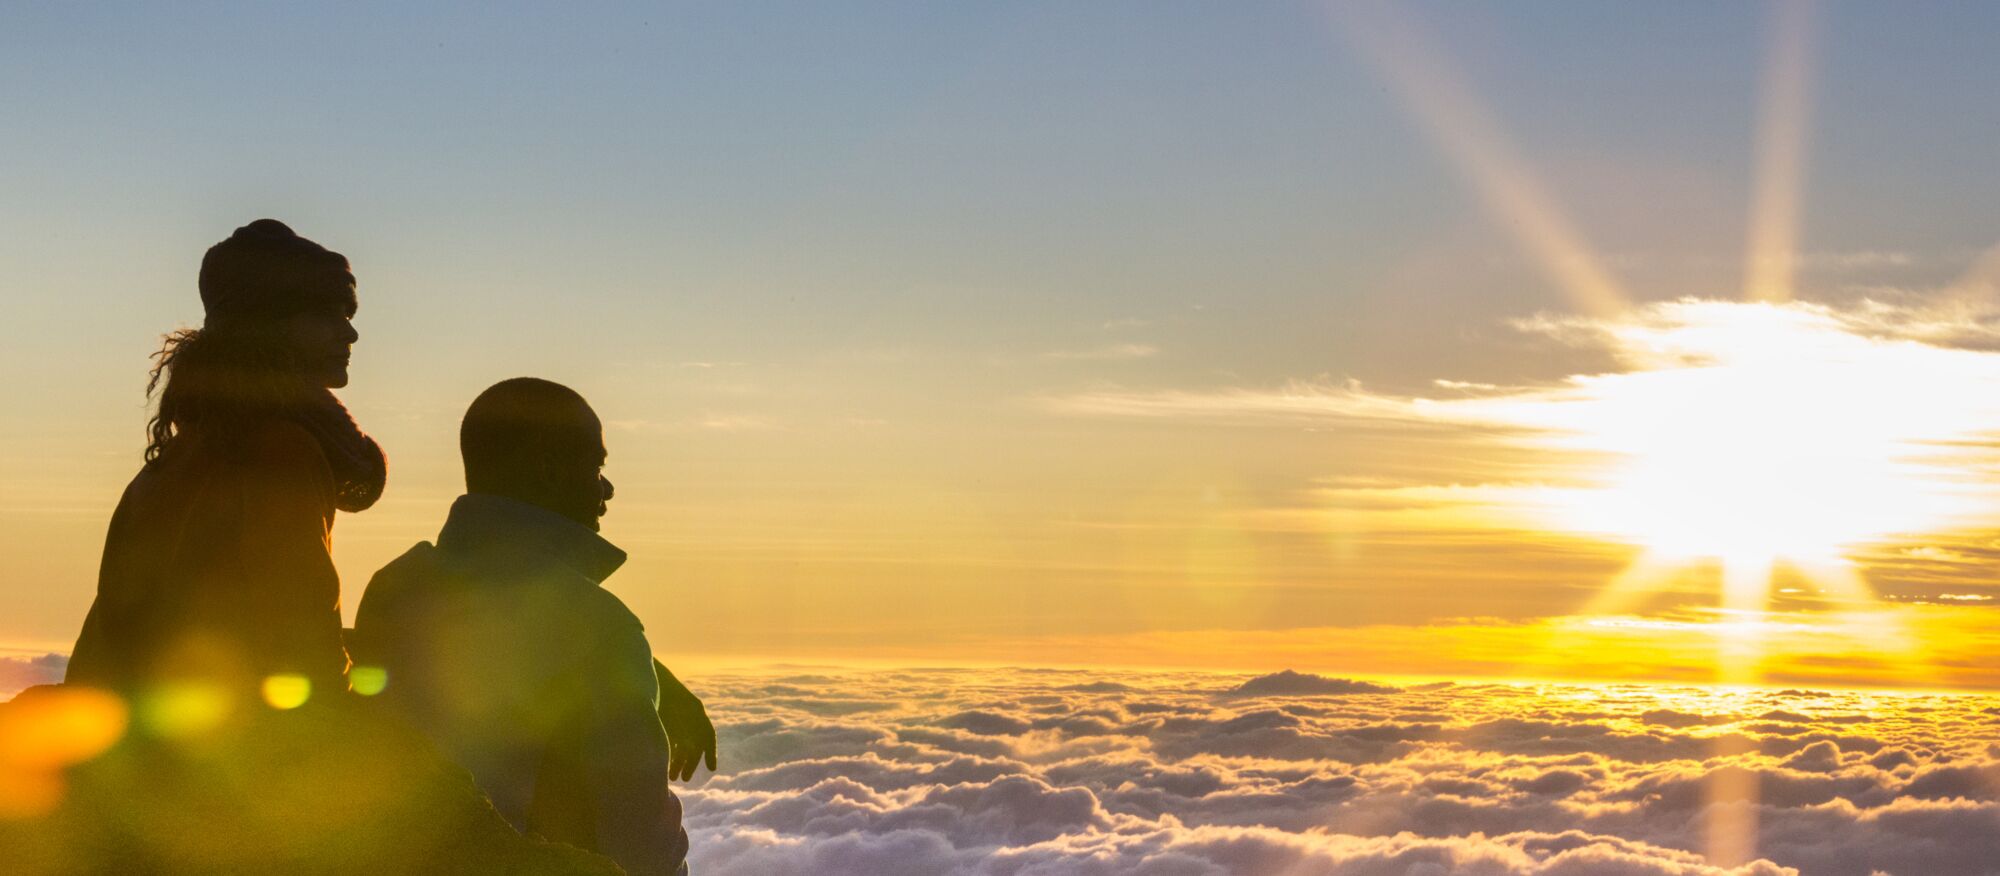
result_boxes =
[1042,343,1159,361]
[1790,249,1913,270]
[1044,298,2000,559]
[696,414,778,432]
[1042,376,1467,426]
[607,414,783,434]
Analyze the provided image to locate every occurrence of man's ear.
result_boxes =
[530,442,561,494]
[499,433,547,494]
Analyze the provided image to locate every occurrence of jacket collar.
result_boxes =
[436,493,627,584]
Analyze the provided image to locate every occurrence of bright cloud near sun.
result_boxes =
[1055,297,2000,567]
[1468,299,2000,565]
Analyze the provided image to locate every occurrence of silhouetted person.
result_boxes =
[352,378,708,876]
[16,224,623,876]
[67,219,382,696]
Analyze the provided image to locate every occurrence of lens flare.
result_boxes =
[1334,0,1628,318]
[1742,0,1817,303]
[261,674,312,710]
[0,686,128,819]
[349,665,388,697]
[137,681,233,738]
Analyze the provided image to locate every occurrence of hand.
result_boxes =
[653,658,717,782]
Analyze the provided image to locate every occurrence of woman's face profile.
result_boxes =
[285,301,359,389]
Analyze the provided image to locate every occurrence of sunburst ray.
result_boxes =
[1743,0,1818,303]
[1334,2,1628,317]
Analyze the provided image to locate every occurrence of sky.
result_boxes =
[6,2,2000,690]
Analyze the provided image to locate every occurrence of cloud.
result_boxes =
[1788,250,1914,271]
[677,665,2000,876]
[1043,344,1160,361]
[1046,299,2000,436]
[1040,297,2000,597]
[1040,377,1433,425]
[1435,379,1503,391]
[695,414,778,431]
[0,653,66,698]
[606,413,782,434]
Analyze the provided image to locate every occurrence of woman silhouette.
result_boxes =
[66,219,384,697]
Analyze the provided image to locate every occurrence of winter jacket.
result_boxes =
[66,419,350,695]
[350,493,688,876]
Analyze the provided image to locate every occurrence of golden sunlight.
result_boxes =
[1508,301,2000,581]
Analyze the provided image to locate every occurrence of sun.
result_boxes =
[1523,303,1985,573]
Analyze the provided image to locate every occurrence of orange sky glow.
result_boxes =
[6,2,2000,702]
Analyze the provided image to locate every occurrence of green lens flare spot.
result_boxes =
[139,682,233,737]
[350,665,388,696]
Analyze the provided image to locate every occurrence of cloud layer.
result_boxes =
[0,653,65,699]
[677,666,2000,876]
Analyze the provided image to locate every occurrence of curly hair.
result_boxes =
[143,324,312,465]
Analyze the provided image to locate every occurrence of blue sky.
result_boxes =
[6,2,2000,671]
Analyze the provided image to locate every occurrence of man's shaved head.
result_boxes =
[461,377,613,529]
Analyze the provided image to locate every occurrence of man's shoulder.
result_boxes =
[364,541,631,628]
[574,585,646,638]
[570,588,656,700]
[364,542,446,593]
[353,542,445,628]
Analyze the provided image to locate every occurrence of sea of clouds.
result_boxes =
[677,667,2000,876]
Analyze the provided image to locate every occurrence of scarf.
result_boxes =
[293,388,388,512]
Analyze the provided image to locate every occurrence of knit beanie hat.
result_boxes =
[198,219,355,324]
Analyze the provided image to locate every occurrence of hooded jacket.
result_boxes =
[350,493,687,876]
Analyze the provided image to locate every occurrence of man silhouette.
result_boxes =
[351,378,710,876]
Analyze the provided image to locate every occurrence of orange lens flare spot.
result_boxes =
[0,687,128,770]
[0,686,129,820]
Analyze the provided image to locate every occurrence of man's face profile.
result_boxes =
[462,378,615,530]
[553,412,613,531]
